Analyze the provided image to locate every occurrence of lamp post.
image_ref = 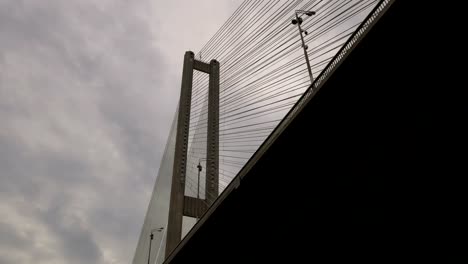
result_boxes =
[154,227,167,263]
[196,158,206,221]
[291,10,316,84]
[197,161,202,201]
[148,227,164,264]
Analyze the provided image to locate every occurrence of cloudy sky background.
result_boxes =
[0,0,242,263]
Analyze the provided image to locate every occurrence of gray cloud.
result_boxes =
[40,201,103,263]
[0,0,165,263]
[0,0,241,263]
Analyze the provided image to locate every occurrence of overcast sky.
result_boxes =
[0,1,242,263]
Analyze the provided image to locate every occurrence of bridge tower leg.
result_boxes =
[166,51,220,257]
[206,59,220,205]
[166,51,194,256]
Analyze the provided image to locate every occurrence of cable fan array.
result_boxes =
[182,0,379,206]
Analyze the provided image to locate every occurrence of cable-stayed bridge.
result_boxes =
[132,1,432,263]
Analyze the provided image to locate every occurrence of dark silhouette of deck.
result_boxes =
[164,1,444,262]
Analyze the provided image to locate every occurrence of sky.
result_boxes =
[0,0,242,263]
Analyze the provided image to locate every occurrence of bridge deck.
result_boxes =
[165,1,440,262]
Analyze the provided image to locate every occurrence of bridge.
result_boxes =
[132,1,436,263]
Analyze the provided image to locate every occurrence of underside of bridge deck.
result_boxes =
[165,1,443,262]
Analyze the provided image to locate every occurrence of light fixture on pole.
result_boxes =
[196,158,206,221]
[291,10,316,84]
[148,227,164,264]
[154,227,167,263]
[197,161,202,201]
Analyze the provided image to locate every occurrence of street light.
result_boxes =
[196,158,206,221]
[291,10,316,84]
[154,227,167,263]
[197,162,202,198]
[148,227,164,264]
